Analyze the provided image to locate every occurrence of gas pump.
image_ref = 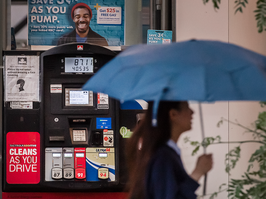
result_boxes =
[3,44,128,197]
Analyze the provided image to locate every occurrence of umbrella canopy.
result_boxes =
[83,39,266,195]
[83,39,266,124]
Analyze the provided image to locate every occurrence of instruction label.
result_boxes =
[4,56,39,102]
[10,102,33,109]
[97,93,109,109]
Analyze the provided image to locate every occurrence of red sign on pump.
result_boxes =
[6,132,40,184]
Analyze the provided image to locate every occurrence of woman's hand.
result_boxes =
[190,154,213,182]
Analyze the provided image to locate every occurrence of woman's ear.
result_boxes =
[169,109,179,122]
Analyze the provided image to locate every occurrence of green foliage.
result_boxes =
[204,0,266,33]
[185,106,266,199]
[210,183,227,199]
[260,101,266,107]
[225,146,241,174]
[254,0,266,33]
[203,0,221,9]
[197,183,227,199]
[234,0,249,14]
[184,135,221,155]
[255,112,266,131]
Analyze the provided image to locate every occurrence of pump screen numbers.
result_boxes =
[65,57,93,73]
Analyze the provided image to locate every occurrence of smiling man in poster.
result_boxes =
[57,3,108,46]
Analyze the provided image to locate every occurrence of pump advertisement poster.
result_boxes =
[6,132,40,184]
[28,0,125,46]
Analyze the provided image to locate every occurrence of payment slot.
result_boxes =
[74,148,86,180]
[86,148,115,181]
[63,148,74,180]
[45,148,63,181]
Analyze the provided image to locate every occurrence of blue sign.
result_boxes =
[147,29,172,45]
[96,118,112,129]
[28,0,125,46]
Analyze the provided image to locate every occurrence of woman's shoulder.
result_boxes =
[151,144,181,166]
[155,144,178,156]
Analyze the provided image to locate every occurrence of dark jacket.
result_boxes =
[145,145,199,199]
[57,28,108,46]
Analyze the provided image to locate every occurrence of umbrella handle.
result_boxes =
[199,103,206,154]
[203,174,207,195]
[199,103,207,195]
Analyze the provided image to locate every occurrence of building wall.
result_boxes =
[176,0,266,198]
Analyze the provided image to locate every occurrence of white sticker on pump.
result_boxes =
[10,101,33,109]
[103,129,113,135]
[4,56,40,102]
[97,93,109,109]
[103,134,114,147]
[50,84,62,93]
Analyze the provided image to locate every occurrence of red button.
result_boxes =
[75,168,86,179]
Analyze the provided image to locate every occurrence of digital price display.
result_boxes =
[99,153,108,158]
[64,153,73,158]
[65,57,93,73]
[76,153,84,158]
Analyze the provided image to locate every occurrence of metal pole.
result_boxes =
[161,0,169,30]
[1,0,7,51]
[199,103,207,196]
[172,0,176,42]
[150,0,155,29]
[0,0,8,197]
[155,0,161,29]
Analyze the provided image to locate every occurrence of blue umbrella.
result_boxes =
[83,39,266,124]
[83,39,266,195]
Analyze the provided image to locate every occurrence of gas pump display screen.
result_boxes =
[53,153,61,158]
[70,91,88,104]
[99,153,108,158]
[65,88,93,106]
[76,153,84,158]
[65,57,93,73]
[64,153,73,158]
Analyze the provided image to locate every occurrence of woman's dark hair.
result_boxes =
[126,101,183,199]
